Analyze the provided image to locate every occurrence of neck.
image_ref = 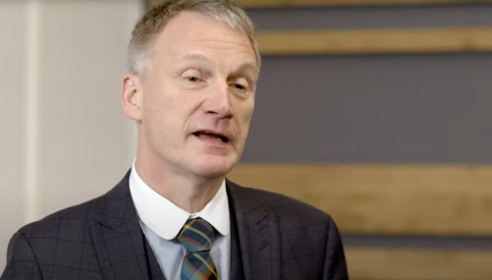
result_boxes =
[134,157,223,213]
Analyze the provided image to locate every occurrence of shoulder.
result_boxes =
[17,171,131,239]
[226,180,347,276]
[17,195,104,241]
[3,194,111,279]
[227,180,337,230]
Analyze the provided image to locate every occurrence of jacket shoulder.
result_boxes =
[228,180,335,226]
[17,195,103,240]
[227,180,348,278]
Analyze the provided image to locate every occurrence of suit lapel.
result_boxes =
[228,192,245,280]
[90,171,165,280]
[90,173,278,280]
[227,180,281,280]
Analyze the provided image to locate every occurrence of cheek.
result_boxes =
[238,100,254,125]
[234,102,254,142]
[142,97,163,124]
[140,93,177,138]
[143,85,176,117]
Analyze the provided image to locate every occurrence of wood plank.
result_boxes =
[346,248,492,280]
[227,164,492,235]
[149,0,492,8]
[255,27,492,55]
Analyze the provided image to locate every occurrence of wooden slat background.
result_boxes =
[346,248,492,280]
[147,1,492,55]
[149,0,492,8]
[256,27,492,55]
[229,165,492,279]
[228,164,492,236]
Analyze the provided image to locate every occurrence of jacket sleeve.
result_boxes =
[1,231,43,280]
[322,217,349,280]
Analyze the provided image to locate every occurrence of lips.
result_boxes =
[192,130,230,143]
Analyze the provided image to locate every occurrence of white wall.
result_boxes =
[0,0,142,269]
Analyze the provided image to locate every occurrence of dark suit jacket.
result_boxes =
[1,171,348,280]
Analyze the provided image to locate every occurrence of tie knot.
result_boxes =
[177,218,215,252]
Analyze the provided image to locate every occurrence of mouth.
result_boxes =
[192,130,230,143]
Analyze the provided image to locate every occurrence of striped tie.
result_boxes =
[177,218,219,280]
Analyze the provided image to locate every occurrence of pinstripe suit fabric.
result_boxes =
[1,171,348,280]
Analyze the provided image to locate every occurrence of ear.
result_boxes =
[121,73,143,122]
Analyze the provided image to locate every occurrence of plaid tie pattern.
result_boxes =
[177,218,219,280]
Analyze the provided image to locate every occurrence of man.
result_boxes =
[1,0,348,279]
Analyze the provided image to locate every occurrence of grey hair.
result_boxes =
[127,0,261,79]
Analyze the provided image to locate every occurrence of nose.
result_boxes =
[203,81,233,119]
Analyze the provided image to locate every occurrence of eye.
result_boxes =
[234,83,246,90]
[185,76,200,82]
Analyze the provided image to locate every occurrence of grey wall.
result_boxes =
[243,53,492,164]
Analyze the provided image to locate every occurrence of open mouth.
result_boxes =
[193,131,229,143]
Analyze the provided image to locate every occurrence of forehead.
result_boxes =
[152,11,257,69]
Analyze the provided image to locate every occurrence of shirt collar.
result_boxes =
[129,161,230,240]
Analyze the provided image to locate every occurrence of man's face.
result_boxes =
[130,11,257,179]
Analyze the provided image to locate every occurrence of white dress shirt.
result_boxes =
[129,163,230,280]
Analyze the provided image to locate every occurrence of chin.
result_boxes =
[193,156,236,179]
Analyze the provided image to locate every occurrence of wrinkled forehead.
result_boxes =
[162,9,260,67]
[152,11,259,71]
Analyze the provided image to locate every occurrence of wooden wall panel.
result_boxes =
[256,28,492,55]
[346,248,492,280]
[149,0,492,8]
[227,164,492,236]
